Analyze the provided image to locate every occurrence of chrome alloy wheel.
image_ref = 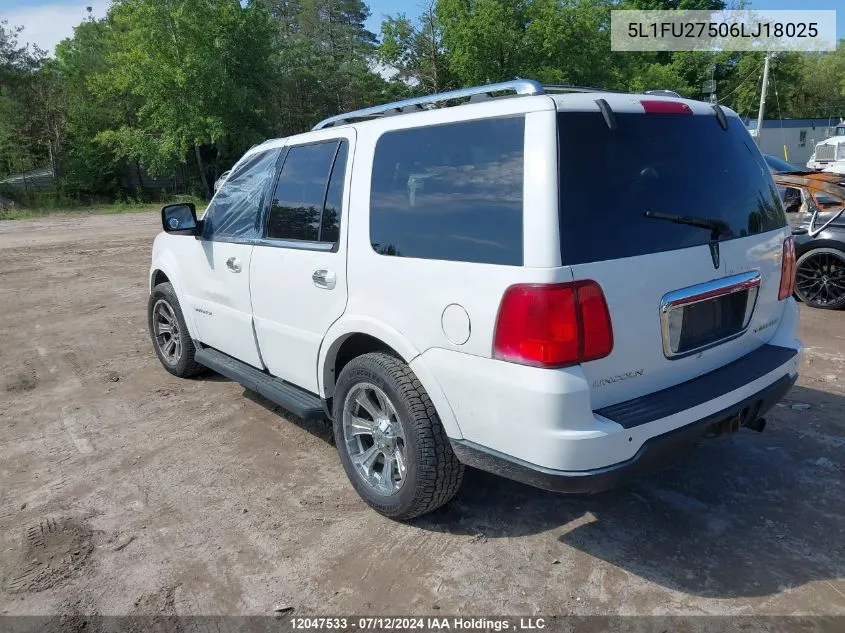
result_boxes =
[152,299,182,365]
[342,382,407,495]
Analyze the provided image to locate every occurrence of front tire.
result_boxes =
[333,352,464,520]
[794,247,845,309]
[148,282,205,377]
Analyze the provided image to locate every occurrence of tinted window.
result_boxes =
[369,117,524,266]
[558,113,786,265]
[267,140,346,243]
[203,148,281,241]
[321,142,348,244]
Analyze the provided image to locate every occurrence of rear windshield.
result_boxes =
[557,112,786,265]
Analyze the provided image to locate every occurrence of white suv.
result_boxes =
[148,80,802,519]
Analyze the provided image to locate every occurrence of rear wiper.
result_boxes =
[644,210,733,241]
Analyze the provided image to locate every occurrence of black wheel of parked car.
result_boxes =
[148,282,206,377]
[794,247,845,309]
[332,352,464,520]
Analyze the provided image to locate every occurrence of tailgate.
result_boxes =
[556,103,789,409]
[572,231,788,409]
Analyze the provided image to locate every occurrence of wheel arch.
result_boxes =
[150,269,170,289]
[149,248,200,339]
[318,317,463,439]
[795,238,845,258]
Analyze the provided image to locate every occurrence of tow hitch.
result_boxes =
[704,403,766,437]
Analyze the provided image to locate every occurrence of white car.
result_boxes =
[148,80,802,519]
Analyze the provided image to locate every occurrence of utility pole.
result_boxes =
[755,52,771,147]
[702,66,716,104]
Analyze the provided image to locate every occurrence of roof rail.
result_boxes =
[643,89,683,98]
[312,79,545,130]
[543,85,622,94]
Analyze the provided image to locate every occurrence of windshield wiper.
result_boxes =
[644,210,733,241]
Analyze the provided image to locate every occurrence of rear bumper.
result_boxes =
[423,336,800,472]
[450,370,796,494]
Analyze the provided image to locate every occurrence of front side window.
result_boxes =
[369,117,525,266]
[267,140,348,244]
[202,148,281,241]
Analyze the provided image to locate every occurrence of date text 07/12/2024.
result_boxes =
[288,617,548,631]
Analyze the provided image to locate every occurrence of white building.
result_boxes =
[746,117,844,165]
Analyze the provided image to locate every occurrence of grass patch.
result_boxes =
[0,196,207,221]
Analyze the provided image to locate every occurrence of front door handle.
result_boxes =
[226,256,242,273]
[312,269,336,290]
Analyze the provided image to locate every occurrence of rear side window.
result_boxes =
[369,117,524,266]
[267,140,348,244]
[202,148,281,241]
[780,186,803,213]
[321,142,348,244]
[557,113,786,265]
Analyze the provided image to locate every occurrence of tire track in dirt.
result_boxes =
[4,517,94,594]
[60,407,95,455]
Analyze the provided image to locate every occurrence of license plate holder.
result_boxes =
[661,272,761,359]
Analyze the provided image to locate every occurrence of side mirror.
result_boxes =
[162,203,200,235]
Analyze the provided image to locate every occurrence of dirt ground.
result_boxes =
[0,212,843,620]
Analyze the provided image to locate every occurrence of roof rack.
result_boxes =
[312,79,544,130]
[311,81,684,131]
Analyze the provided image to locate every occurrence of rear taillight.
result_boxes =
[493,281,613,368]
[778,236,796,300]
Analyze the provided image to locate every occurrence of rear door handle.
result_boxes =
[226,256,242,273]
[312,269,336,290]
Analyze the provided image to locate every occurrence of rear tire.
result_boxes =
[794,247,845,310]
[148,282,205,377]
[333,352,464,520]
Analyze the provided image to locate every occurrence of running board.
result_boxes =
[195,347,325,420]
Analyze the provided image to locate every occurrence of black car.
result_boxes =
[764,154,810,174]
[770,170,845,309]
[791,206,845,310]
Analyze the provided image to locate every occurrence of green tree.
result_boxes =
[436,0,530,85]
[53,16,127,196]
[297,0,377,58]
[260,0,390,136]
[0,21,46,181]
[789,46,845,119]
[3,0,844,207]
[523,0,619,88]
[378,1,454,93]
[716,52,805,119]
[93,0,278,198]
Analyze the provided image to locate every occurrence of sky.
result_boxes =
[0,0,842,57]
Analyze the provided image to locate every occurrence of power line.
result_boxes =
[717,59,764,106]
